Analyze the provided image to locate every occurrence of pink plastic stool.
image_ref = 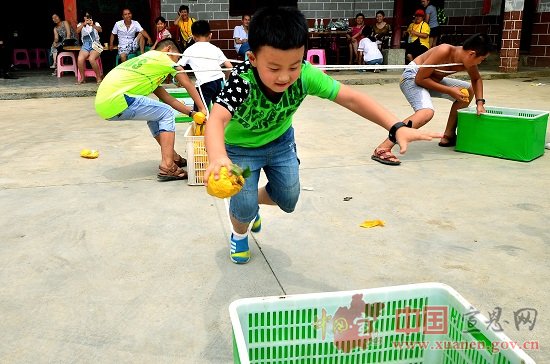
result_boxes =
[12,49,31,69]
[56,52,77,78]
[77,57,103,83]
[31,48,49,68]
[306,49,327,72]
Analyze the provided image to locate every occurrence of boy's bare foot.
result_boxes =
[438,134,457,147]
[76,80,86,85]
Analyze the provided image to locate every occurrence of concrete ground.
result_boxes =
[0,70,549,363]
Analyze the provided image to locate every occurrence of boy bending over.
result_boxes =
[205,7,440,264]
[372,33,492,165]
[95,39,207,181]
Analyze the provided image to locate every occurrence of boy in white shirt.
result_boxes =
[357,27,383,72]
[178,20,234,111]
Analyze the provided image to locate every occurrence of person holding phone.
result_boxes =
[76,12,103,84]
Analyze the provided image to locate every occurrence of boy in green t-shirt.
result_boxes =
[95,39,207,181]
[205,7,441,264]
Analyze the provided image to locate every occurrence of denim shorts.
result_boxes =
[226,127,300,223]
[108,95,176,137]
[400,61,471,111]
[81,40,93,52]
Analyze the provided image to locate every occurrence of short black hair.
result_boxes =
[155,38,178,51]
[248,6,308,53]
[463,33,493,56]
[191,20,210,37]
[179,5,189,13]
[376,10,385,17]
[355,13,365,19]
[155,16,166,24]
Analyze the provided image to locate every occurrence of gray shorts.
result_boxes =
[400,61,470,111]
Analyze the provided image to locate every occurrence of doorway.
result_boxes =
[4,0,65,49]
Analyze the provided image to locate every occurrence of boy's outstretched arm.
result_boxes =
[334,84,442,153]
[173,67,208,114]
[204,104,233,183]
[154,86,195,116]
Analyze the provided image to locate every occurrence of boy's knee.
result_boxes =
[266,181,300,213]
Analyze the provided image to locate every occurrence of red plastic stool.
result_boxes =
[56,52,77,78]
[12,49,31,69]
[306,49,327,72]
[30,48,49,68]
[77,57,103,82]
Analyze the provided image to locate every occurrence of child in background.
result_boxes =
[178,20,233,111]
[151,16,172,50]
[357,26,383,72]
[204,6,440,264]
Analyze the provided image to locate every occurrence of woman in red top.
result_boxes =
[347,13,366,64]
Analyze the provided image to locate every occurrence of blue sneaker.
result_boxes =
[251,213,262,233]
[230,234,250,264]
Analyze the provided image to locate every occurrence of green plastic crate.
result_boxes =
[456,106,548,162]
[229,283,535,364]
[163,87,194,123]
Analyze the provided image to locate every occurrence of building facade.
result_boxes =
[61,0,550,71]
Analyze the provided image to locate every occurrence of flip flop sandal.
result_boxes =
[157,165,188,181]
[174,154,187,168]
[438,135,457,147]
[371,148,401,166]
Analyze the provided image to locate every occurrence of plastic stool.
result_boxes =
[306,49,327,72]
[13,49,31,69]
[78,57,103,82]
[56,52,77,78]
[31,48,49,68]
[115,52,138,66]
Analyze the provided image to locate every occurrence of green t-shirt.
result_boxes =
[95,50,179,119]
[215,61,341,148]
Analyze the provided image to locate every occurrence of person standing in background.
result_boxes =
[347,13,365,65]
[422,0,440,48]
[0,27,17,79]
[174,5,196,51]
[233,14,251,58]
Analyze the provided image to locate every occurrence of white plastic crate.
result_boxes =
[229,283,535,364]
[184,124,207,185]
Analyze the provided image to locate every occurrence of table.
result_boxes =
[307,30,349,65]
[63,45,81,51]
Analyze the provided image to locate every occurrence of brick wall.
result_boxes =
[500,10,523,72]
[157,0,549,67]
[445,0,486,17]
[438,15,501,47]
[527,11,550,66]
